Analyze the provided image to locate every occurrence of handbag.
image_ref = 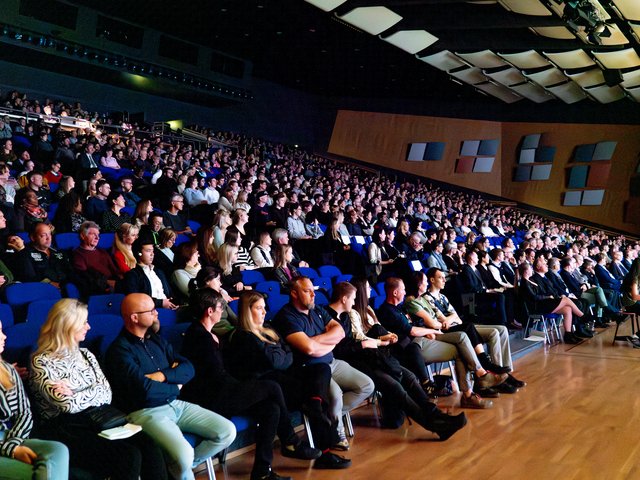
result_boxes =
[82,404,128,432]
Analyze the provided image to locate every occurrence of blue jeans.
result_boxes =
[128,399,236,480]
[0,438,69,480]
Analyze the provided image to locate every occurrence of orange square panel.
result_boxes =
[455,157,475,173]
[586,163,611,188]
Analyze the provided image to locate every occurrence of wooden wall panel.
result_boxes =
[328,110,640,234]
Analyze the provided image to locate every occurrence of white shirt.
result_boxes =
[140,264,167,299]
[204,187,220,205]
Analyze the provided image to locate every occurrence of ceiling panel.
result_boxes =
[450,67,488,85]
[417,50,466,72]
[584,84,626,103]
[475,81,523,103]
[498,50,550,69]
[510,82,555,103]
[523,67,568,87]
[337,7,402,35]
[566,69,606,88]
[529,26,576,39]
[484,67,526,87]
[543,50,597,69]
[304,0,348,12]
[455,50,508,69]
[498,0,552,16]
[382,30,439,54]
[621,68,640,88]
[593,48,640,69]
[546,82,588,104]
[611,0,640,21]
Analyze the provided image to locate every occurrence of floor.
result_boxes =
[201,319,640,480]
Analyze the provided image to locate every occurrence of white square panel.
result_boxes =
[563,191,583,206]
[498,50,550,69]
[531,164,552,181]
[382,30,438,54]
[418,50,466,72]
[543,49,596,69]
[612,0,640,21]
[546,82,587,104]
[485,67,526,87]
[450,67,488,85]
[624,86,640,102]
[475,81,523,103]
[455,50,508,69]
[566,69,606,88]
[593,48,640,69]
[304,0,348,12]
[337,7,402,35]
[621,68,640,88]
[524,68,568,87]
[407,143,427,161]
[519,149,536,164]
[584,84,626,103]
[581,190,605,206]
[473,157,495,173]
[510,82,555,103]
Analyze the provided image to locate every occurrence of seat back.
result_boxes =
[88,294,125,316]
[241,270,266,286]
[83,314,123,359]
[97,232,115,250]
[160,323,189,352]
[26,299,60,328]
[318,265,342,279]
[255,281,281,295]
[297,267,319,280]
[55,232,81,251]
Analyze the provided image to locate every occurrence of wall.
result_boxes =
[328,110,640,234]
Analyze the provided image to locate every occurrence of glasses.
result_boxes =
[135,308,157,315]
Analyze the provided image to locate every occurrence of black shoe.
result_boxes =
[563,332,581,344]
[506,374,526,388]
[281,442,322,460]
[251,468,292,480]
[494,381,518,394]
[475,387,500,398]
[301,400,332,427]
[575,326,594,338]
[427,412,467,441]
[507,321,523,331]
[478,352,511,375]
[313,452,352,469]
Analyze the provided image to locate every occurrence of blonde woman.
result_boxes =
[216,243,249,295]
[29,299,167,480]
[0,321,69,479]
[212,209,232,250]
[228,292,348,470]
[113,223,139,274]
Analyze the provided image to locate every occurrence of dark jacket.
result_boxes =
[124,264,173,308]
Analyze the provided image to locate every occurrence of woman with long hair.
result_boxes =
[153,228,177,278]
[339,279,467,438]
[171,240,201,301]
[224,229,256,270]
[29,299,167,479]
[227,207,252,250]
[52,191,86,233]
[212,209,232,250]
[367,227,393,283]
[54,175,75,201]
[228,291,349,470]
[188,266,237,333]
[181,288,321,480]
[112,223,139,275]
[0,320,69,479]
[273,244,299,292]
[215,243,250,295]
[133,199,153,227]
[196,224,217,267]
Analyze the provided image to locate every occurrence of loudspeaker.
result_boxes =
[603,69,623,87]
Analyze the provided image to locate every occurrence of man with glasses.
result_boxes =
[106,292,236,480]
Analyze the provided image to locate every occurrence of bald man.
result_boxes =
[105,293,236,480]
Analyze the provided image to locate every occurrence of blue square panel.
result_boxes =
[424,142,445,161]
[514,165,532,181]
[478,139,499,156]
[563,191,583,206]
[574,144,595,162]
[535,146,556,163]
[407,143,426,161]
[522,134,542,149]
[568,165,589,188]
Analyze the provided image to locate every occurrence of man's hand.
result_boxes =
[361,339,378,349]
[13,445,37,465]
[162,299,178,310]
[145,371,166,382]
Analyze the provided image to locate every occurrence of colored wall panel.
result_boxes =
[455,157,476,173]
[568,165,589,188]
[586,163,611,187]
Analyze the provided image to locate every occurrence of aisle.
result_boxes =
[209,324,640,480]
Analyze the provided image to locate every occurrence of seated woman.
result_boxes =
[273,244,299,293]
[196,223,217,267]
[153,228,177,278]
[0,320,69,480]
[216,243,251,296]
[367,227,393,284]
[212,209,232,250]
[518,262,586,345]
[52,191,86,234]
[224,229,256,271]
[228,291,351,470]
[112,222,139,275]
[227,207,253,251]
[100,147,120,169]
[180,288,321,480]
[331,279,466,439]
[621,258,640,316]
[133,199,153,228]
[188,266,237,334]
[29,299,167,480]
[171,240,201,302]
[250,230,275,269]
[101,191,132,233]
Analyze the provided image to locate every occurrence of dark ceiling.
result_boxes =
[63,1,640,113]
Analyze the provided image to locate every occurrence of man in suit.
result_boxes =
[609,250,629,282]
[124,233,178,310]
[595,253,622,292]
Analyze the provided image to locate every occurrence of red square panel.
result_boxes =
[455,157,475,173]
[586,163,611,188]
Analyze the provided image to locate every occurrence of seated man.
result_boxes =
[377,277,501,409]
[163,193,192,235]
[272,276,374,450]
[15,222,70,287]
[594,253,621,293]
[71,221,121,295]
[420,268,525,394]
[105,293,236,480]
[124,233,178,310]
[84,179,110,222]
